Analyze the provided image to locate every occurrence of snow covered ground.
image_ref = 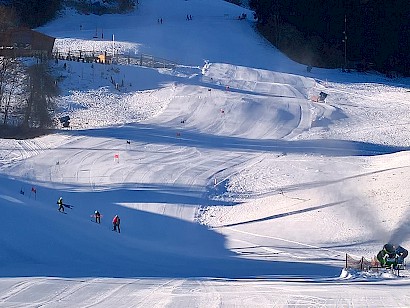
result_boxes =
[1,0,410,306]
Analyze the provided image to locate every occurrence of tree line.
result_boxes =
[249,0,410,76]
[0,0,62,28]
[0,0,136,136]
[0,0,136,28]
[0,58,58,132]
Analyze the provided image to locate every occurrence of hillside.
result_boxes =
[1,0,410,306]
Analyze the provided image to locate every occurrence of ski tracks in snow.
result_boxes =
[33,278,101,308]
[0,278,47,304]
[1,277,408,307]
[224,227,348,264]
[132,279,185,308]
[0,278,153,308]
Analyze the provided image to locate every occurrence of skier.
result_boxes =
[57,197,64,212]
[94,210,101,223]
[112,215,120,233]
[377,243,408,268]
[396,245,409,264]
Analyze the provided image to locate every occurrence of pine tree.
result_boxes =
[10,0,62,28]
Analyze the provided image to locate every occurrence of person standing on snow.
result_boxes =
[94,210,101,223]
[112,215,120,233]
[57,197,64,212]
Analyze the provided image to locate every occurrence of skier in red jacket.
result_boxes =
[112,215,120,233]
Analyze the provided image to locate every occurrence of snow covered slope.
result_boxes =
[1,0,410,306]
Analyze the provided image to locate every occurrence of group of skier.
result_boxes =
[56,197,408,259]
[93,211,120,233]
[57,197,121,233]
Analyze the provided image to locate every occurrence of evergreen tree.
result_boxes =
[23,63,58,128]
[10,0,62,28]
[0,5,18,30]
[250,0,410,75]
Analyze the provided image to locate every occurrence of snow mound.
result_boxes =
[339,268,407,281]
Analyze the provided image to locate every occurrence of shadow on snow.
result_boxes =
[1,175,340,280]
[65,123,408,157]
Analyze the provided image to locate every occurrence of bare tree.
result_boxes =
[0,57,24,125]
[22,63,58,128]
[0,6,18,31]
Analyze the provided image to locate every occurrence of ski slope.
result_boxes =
[1,0,410,306]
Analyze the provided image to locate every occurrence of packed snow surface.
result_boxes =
[1,0,410,306]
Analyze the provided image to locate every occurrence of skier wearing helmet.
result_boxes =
[377,243,408,268]
[57,197,64,212]
[94,210,101,223]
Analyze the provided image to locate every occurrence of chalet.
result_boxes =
[0,28,55,58]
